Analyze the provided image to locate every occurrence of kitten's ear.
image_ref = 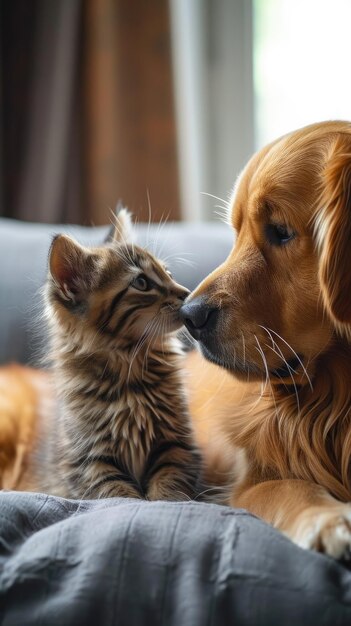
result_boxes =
[49,234,96,302]
[108,204,133,244]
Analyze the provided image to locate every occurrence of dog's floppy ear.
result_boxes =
[317,133,351,325]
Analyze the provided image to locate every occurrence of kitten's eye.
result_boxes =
[131,274,151,291]
[265,223,295,246]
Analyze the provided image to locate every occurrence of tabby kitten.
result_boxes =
[44,209,202,500]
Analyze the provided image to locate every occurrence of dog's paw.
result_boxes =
[289,506,351,560]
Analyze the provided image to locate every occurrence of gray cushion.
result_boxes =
[0,217,233,364]
[1,491,351,626]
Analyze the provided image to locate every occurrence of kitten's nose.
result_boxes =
[173,286,190,301]
[180,296,219,339]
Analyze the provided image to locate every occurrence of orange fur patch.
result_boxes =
[0,364,51,489]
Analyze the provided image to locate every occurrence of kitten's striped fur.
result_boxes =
[44,210,202,500]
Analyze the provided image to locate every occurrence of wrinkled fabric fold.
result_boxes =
[0,492,351,626]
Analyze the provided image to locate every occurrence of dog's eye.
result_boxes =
[265,223,295,246]
[131,274,151,291]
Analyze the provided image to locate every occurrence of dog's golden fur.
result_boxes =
[0,364,52,491]
[185,120,351,557]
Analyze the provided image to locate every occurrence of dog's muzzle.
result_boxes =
[180,296,219,340]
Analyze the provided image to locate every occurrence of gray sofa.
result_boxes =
[1,216,351,626]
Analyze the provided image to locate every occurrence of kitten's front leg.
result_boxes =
[146,469,195,501]
[80,468,143,499]
[88,480,143,499]
[145,445,201,501]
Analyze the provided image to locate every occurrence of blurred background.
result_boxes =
[1,0,351,225]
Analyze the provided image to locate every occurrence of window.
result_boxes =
[254,0,351,148]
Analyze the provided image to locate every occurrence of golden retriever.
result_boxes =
[181,120,351,559]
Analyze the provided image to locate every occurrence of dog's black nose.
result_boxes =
[180,297,219,339]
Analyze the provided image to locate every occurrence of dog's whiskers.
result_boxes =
[251,335,279,419]
[259,326,313,391]
[254,335,270,398]
[263,342,301,415]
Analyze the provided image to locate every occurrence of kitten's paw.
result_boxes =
[147,479,194,502]
[290,506,351,560]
